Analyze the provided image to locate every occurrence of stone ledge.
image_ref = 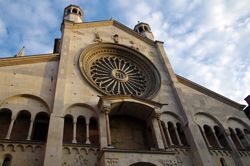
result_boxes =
[0,53,60,67]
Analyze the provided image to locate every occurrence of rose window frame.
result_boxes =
[79,43,161,99]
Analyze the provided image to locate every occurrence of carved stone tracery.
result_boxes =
[79,43,161,99]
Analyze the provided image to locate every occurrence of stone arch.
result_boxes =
[0,94,51,114]
[11,110,31,140]
[194,112,223,128]
[32,112,50,141]
[63,114,74,143]
[65,103,98,121]
[0,108,12,139]
[62,147,71,154]
[227,117,250,131]
[161,111,184,125]
[76,115,86,143]
[203,124,218,147]
[1,154,12,166]
[89,117,99,144]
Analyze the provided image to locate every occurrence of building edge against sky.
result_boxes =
[0,4,250,166]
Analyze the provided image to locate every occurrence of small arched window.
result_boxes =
[79,11,82,16]
[66,8,71,15]
[72,8,77,13]
[2,157,10,166]
[138,26,143,32]
[220,158,227,166]
[144,26,148,31]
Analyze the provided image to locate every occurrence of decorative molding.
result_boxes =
[0,53,60,67]
[176,74,245,110]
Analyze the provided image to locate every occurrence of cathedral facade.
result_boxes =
[0,4,250,166]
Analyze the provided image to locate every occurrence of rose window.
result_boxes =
[90,56,146,96]
[79,43,161,99]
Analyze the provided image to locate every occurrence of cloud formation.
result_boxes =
[0,0,249,104]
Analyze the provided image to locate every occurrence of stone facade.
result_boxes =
[0,4,250,166]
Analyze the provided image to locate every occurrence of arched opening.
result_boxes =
[0,109,11,139]
[63,115,73,143]
[11,110,30,140]
[32,113,49,141]
[76,116,86,144]
[177,123,188,145]
[214,126,229,147]
[204,125,217,147]
[138,26,143,32]
[130,162,156,166]
[229,128,242,149]
[220,158,227,166]
[89,117,99,144]
[2,157,10,166]
[79,11,82,16]
[66,8,71,15]
[72,8,77,13]
[110,115,153,150]
[144,26,148,31]
[236,128,249,148]
[168,122,178,145]
[161,121,171,145]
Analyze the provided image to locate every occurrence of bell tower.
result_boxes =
[63,4,83,23]
[134,22,154,40]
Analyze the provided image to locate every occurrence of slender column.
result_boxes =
[26,117,35,140]
[200,128,212,147]
[212,132,223,148]
[245,133,250,143]
[243,134,250,147]
[165,124,174,146]
[174,126,183,146]
[232,130,245,149]
[155,113,168,150]
[85,121,91,144]
[103,108,111,146]
[224,129,245,166]
[5,116,16,139]
[72,120,77,143]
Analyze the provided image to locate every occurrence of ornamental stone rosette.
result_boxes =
[79,43,161,99]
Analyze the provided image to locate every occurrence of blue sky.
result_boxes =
[0,0,249,105]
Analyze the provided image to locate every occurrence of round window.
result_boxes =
[79,43,161,99]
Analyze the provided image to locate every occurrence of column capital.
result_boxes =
[223,129,231,136]
[11,116,16,120]
[102,107,110,114]
[73,120,77,124]
[31,117,35,122]
[153,112,161,120]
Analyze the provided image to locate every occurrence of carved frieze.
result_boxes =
[105,158,119,165]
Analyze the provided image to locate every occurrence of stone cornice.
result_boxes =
[71,20,156,47]
[98,94,163,110]
[176,74,246,110]
[0,53,60,67]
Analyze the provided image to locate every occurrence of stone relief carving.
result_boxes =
[94,32,102,42]
[130,41,139,51]
[106,158,119,165]
[73,155,88,165]
[113,34,119,43]
[148,51,156,57]
[176,154,183,163]
[163,160,177,166]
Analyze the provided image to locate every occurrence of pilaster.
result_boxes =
[43,20,74,166]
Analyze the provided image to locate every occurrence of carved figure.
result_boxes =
[94,32,102,42]
[74,155,88,165]
[113,34,119,43]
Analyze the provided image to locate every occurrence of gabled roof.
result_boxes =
[176,74,245,110]
[68,20,156,47]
